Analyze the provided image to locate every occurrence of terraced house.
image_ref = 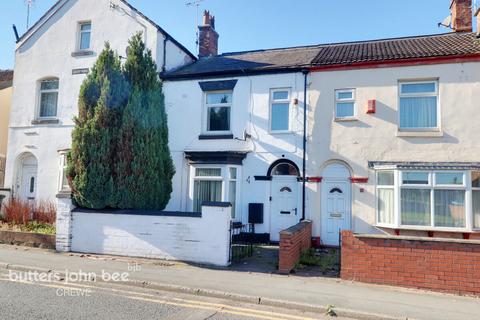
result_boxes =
[163,0,480,245]
[4,0,480,247]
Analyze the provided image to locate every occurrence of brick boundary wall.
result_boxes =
[279,220,312,274]
[341,230,480,296]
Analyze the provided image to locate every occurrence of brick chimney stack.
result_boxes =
[198,10,219,58]
[450,0,473,32]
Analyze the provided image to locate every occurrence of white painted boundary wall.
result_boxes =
[56,198,232,266]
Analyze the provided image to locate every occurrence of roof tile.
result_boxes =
[165,32,480,79]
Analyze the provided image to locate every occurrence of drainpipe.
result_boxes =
[301,69,309,221]
[162,35,168,73]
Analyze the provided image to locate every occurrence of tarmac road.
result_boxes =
[0,272,340,320]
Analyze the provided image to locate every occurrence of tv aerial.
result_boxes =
[25,0,35,29]
[185,0,205,49]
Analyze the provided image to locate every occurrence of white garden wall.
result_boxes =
[57,199,232,266]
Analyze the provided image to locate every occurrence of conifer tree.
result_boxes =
[67,43,129,209]
[112,33,174,210]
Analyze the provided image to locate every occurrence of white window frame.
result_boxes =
[334,88,356,121]
[398,80,440,132]
[77,21,92,51]
[58,151,70,192]
[375,170,396,227]
[472,171,480,230]
[189,165,241,219]
[37,78,59,119]
[203,90,232,135]
[375,169,476,232]
[269,88,291,133]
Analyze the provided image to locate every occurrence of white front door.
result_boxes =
[321,181,351,246]
[270,177,299,242]
[21,165,37,201]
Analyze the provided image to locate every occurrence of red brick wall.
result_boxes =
[278,220,312,274]
[341,230,480,296]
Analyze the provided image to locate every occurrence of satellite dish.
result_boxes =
[438,15,452,29]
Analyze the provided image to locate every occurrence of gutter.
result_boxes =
[161,67,307,81]
[162,36,167,73]
[301,69,309,221]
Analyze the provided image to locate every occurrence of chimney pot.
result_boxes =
[198,10,219,58]
[450,0,473,32]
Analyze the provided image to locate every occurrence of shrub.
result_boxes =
[32,200,56,224]
[2,198,31,225]
[22,221,56,235]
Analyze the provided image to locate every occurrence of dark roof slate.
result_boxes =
[164,32,480,79]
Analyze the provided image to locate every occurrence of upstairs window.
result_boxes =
[270,89,290,131]
[399,81,438,130]
[39,79,59,118]
[205,91,232,132]
[79,22,91,50]
[335,89,355,120]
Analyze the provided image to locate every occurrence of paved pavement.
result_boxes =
[0,272,341,320]
[0,244,479,320]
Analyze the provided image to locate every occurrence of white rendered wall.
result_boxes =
[307,61,480,235]
[68,204,232,266]
[164,73,307,235]
[5,0,193,201]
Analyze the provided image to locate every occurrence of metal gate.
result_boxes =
[229,221,269,262]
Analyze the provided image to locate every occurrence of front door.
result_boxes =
[21,165,37,201]
[270,177,299,241]
[321,181,350,246]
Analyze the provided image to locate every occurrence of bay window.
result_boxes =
[399,80,438,130]
[376,171,394,224]
[191,165,240,219]
[205,91,232,133]
[376,170,480,230]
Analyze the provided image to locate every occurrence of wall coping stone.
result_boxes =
[72,207,202,218]
[354,233,480,245]
[201,201,232,208]
[56,192,72,199]
[280,220,312,235]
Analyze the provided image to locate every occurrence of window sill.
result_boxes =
[198,134,234,140]
[71,50,94,57]
[396,130,443,137]
[31,119,59,125]
[269,130,293,135]
[334,117,358,122]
